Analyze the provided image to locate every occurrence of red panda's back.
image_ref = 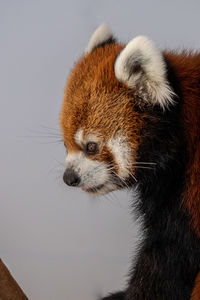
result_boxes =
[164,52,200,238]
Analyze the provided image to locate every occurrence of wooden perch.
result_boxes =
[0,259,28,300]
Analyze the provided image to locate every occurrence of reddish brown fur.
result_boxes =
[60,44,144,169]
[190,272,200,300]
[163,52,200,237]
[0,259,28,300]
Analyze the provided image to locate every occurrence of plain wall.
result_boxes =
[1,1,200,299]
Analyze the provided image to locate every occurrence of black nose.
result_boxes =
[63,169,80,187]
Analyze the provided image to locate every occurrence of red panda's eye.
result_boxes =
[85,142,98,155]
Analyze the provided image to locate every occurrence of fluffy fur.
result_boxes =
[59,25,200,299]
[108,135,133,179]
[114,36,175,109]
[85,24,114,54]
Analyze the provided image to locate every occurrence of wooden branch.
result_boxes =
[0,259,28,300]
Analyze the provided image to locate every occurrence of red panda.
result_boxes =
[59,24,200,300]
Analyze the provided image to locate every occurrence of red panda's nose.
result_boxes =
[63,169,80,187]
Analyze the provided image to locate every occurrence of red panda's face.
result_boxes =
[60,45,143,195]
[59,25,174,195]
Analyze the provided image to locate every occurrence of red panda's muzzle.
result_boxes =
[62,149,131,195]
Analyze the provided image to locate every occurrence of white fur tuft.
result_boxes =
[114,36,175,109]
[74,128,84,146]
[85,24,113,54]
[108,135,132,179]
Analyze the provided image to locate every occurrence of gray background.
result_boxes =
[1,1,200,299]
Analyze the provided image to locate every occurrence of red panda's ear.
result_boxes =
[85,24,115,54]
[114,36,175,109]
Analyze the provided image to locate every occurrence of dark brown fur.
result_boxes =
[163,52,200,240]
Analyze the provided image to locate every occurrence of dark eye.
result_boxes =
[85,142,98,155]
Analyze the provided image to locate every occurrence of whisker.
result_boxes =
[53,157,65,167]
[40,125,61,132]
[23,136,63,141]
[48,165,62,175]
[29,140,63,145]
[126,170,138,183]
[27,128,62,137]
[103,192,126,209]
[134,161,157,165]
[111,169,129,188]
[134,166,154,170]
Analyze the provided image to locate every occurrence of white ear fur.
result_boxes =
[114,36,175,109]
[85,24,113,54]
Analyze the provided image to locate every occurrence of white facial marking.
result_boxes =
[75,129,100,146]
[74,128,84,146]
[108,136,132,179]
[85,24,113,54]
[85,133,101,144]
[114,36,175,109]
[66,151,109,189]
[66,131,130,195]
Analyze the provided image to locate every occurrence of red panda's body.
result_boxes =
[60,25,200,299]
[163,52,200,238]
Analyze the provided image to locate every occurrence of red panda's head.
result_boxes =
[60,24,175,195]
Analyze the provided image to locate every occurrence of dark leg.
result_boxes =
[125,244,199,300]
